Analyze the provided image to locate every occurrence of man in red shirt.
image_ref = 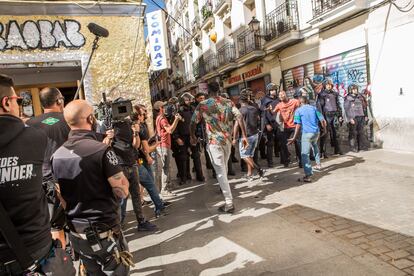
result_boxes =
[154,101,182,196]
[273,90,301,168]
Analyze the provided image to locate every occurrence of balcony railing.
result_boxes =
[237,29,262,57]
[214,0,226,12]
[204,53,218,73]
[312,0,352,18]
[191,16,200,33]
[265,1,299,41]
[201,3,214,24]
[217,43,236,67]
[193,57,206,79]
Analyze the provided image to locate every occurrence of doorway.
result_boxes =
[0,62,82,119]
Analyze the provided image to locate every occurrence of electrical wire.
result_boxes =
[148,0,193,36]
[108,18,142,96]
[389,0,414,12]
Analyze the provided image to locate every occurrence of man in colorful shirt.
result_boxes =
[190,82,248,214]
[273,90,301,167]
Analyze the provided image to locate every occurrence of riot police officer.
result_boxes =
[52,100,133,275]
[260,83,280,168]
[174,93,205,183]
[344,84,368,152]
[317,79,343,157]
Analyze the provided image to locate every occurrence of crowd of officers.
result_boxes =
[0,71,370,275]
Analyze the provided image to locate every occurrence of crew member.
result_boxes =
[26,87,69,248]
[260,83,280,168]
[317,79,344,157]
[174,93,205,184]
[344,84,368,152]
[52,100,133,275]
[102,98,157,231]
[139,103,172,217]
[0,74,74,275]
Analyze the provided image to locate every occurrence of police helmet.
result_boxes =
[348,84,359,94]
[239,88,252,102]
[221,92,230,99]
[179,92,194,105]
[266,83,278,93]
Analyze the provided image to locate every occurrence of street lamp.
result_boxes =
[248,16,261,33]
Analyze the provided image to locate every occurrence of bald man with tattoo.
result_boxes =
[52,100,133,275]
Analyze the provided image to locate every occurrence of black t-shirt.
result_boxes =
[112,121,136,166]
[0,115,51,262]
[52,130,122,232]
[26,112,70,182]
[240,104,260,137]
[137,123,150,160]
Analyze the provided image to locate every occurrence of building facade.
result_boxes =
[162,0,414,152]
[0,0,150,118]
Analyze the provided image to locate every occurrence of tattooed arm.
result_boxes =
[108,171,129,200]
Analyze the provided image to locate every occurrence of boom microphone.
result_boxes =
[87,23,109,38]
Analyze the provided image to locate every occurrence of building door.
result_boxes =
[0,63,82,120]
[248,77,265,96]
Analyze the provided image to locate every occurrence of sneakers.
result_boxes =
[302,176,312,183]
[161,190,177,198]
[313,164,322,171]
[258,168,265,178]
[218,204,235,214]
[246,175,254,182]
[137,220,158,231]
[155,208,168,218]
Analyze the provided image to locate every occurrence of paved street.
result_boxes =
[124,149,414,275]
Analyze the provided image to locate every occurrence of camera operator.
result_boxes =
[52,100,133,275]
[26,87,69,249]
[0,74,75,275]
[102,98,157,232]
[173,93,205,186]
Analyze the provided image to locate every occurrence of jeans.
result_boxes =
[120,165,144,224]
[207,141,233,205]
[157,147,172,193]
[138,163,164,211]
[301,132,321,177]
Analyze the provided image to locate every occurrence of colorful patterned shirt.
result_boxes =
[191,96,241,145]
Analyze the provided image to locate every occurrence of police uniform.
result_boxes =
[52,130,130,275]
[317,89,343,156]
[344,93,368,152]
[26,112,70,231]
[173,104,204,183]
[260,95,280,167]
[0,115,52,274]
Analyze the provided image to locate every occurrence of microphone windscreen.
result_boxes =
[87,23,109,38]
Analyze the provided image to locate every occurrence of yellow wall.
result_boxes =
[0,15,151,112]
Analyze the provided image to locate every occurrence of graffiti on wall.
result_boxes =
[283,47,369,95]
[0,20,86,51]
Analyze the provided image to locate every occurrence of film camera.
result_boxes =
[96,92,134,129]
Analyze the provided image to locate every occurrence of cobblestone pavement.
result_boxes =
[124,149,414,275]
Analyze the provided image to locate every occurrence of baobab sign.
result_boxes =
[0,20,86,51]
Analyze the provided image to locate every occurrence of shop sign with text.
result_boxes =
[147,10,169,71]
[0,20,86,51]
[228,65,262,85]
